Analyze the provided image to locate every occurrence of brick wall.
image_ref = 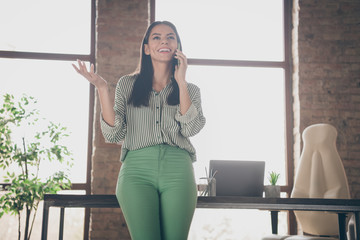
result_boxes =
[297,0,360,198]
[90,0,148,239]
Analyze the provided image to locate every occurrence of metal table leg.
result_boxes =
[59,207,65,240]
[41,201,50,240]
[338,213,347,240]
[271,211,279,234]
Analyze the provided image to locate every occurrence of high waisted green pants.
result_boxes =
[116,144,197,240]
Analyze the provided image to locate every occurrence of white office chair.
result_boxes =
[289,123,351,239]
[263,123,352,240]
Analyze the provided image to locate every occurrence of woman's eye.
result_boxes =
[153,36,160,40]
[168,36,175,40]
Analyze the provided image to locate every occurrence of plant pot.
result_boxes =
[264,185,281,198]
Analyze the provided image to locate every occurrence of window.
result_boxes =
[155,0,292,238]
[0,0,93,185]
[0,59,90,182]
[0,0,91,54]
[0,1,95,239]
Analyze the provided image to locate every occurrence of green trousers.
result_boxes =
[116,144,197,240]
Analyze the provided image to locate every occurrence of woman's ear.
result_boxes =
[144,44,150,55]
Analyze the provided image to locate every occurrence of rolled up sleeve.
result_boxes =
[175,84,206,137]
[100,79,127,143]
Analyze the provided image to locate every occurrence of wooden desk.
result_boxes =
[41,195,360,240]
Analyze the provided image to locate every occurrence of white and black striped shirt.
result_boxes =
[100,74,206,162]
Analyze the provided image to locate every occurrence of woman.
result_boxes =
[73,21,206,240]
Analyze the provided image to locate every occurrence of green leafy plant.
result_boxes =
[267,171,280,186]
[0,94,73,240]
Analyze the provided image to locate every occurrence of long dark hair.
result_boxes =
[128,21,182,107]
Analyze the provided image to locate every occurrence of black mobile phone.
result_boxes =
[173,43,181,67]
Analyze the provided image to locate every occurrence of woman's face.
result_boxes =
[144,24,178,64]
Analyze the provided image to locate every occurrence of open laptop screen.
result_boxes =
[209,160,265,197]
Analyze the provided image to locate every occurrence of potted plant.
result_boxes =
[264,171,281,198]
[199,167,217,196]
[0,94,73,240]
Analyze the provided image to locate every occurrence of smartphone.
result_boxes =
[173,42,181,67]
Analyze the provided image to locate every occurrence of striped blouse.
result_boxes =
[100,74,206,162]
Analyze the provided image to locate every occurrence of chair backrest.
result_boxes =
[290,123,350,236]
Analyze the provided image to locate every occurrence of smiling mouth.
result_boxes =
[158,48,171,53]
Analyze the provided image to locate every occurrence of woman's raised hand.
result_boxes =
[72,59,107,89]
[174,49,188,84]
[73,59,115,125]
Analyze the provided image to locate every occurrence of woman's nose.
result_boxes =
[161,39,168,45]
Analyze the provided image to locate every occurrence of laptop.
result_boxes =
[209,160,265,197]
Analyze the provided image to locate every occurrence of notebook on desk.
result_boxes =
[209,160,265,197]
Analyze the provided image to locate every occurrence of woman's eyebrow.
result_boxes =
[151,32,175,36]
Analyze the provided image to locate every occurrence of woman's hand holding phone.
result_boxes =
[174,47,188,84]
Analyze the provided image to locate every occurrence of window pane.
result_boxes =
[47,191,86,240]
[0,58,89,183]
[0,191,86,240]
[0,0,91,54]
[156,0,284,61]
[48,207,85,240]
[188,66,286,185]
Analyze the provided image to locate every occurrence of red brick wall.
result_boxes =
[90,0,148,239]
[297,0,360,198]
